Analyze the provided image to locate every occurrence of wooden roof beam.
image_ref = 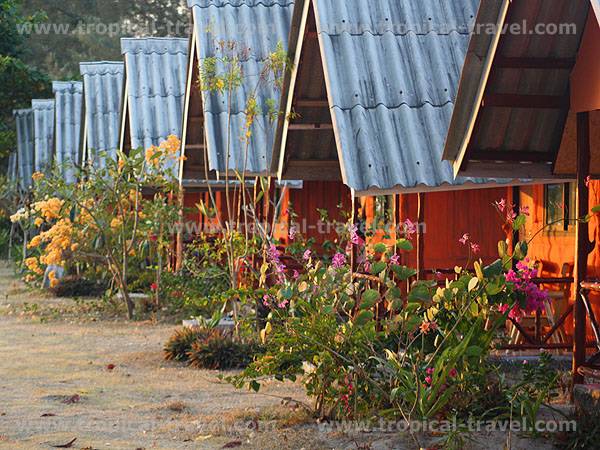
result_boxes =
[469,149,555,163]
[295,99,329,108]
[482,94,569,109]
[495,56,576,70]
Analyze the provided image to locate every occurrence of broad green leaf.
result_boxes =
[408,284,431,303]
[397,238,413,251]
[373,243,387,254]
[371,261,387,275]
[514,241,528,261]
[391,265,417,281]
[361,289,380,309]
[353,310,374,326]
[483,259,504,278]
[513,214,527,231]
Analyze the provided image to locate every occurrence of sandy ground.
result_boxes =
[0,264,563,450]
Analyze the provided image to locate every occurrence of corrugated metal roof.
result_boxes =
[121,37,188,176]
[310,0,505,193]
[189,0,294,175]
[31,99,55,173]
[53,81,83,183]
[80,61,125,168]
[13,109,35,191]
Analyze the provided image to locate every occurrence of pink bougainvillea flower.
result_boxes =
[403,219,417,239]
[520,205,530,216]
[292,270,300,279]
[389,254,400,266]
[263,294,272,307]
[303,249,312,261]
[495,198,507,212]
[470,243,481,254]
[426,367,435,375]
[349,224,364,246]
[449,368,458,378]
[363,260,371,273]
[424,376,432,385]
[150,283,158,291]
[278,299,289,309]
[459,233,470,245]
[332,252,347,268]
[288,226,297,241]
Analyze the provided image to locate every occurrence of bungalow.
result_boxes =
[442,0,600,382]
[31,99,55,174]
[119,37,188,166]
[52,81,83,183]
[179,0,303,247]
[271,0,531,270]
[80,61,125,168]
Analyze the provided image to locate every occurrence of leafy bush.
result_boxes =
[188,330,262,370]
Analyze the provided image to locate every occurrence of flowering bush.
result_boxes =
[11,138,182,318]
[228,205,557,429]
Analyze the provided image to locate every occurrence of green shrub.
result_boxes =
[163,327,211,362]
[188,330,262,370]
[50,276,108,298]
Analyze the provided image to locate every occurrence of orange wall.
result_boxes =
[571,12,600,113]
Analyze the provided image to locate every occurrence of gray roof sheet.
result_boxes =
[7,151,17,183]
[80,61,125,167]
[121,38,188,150]
[13,109,35,191]
[312,0,511,193]
[189,0,294,175]
[53,81,83,183]
[31,99,55,173]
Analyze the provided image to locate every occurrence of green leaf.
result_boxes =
[408,284,431,303]
[353,310,374,326]
[592,205,600,214]
[370,261,387,275]
[279,286,294,300]
[485,282,502,296]
[513,214,527,231]
[391,265,417,281]
[250,380,261,392]
[514,241,528,261]
[465,346,483,357]
[498,240,508,258]
[373,243,387,254]
[322,304,335,315]
[396,239,413,251]
[483,259,504,278]
[386,286,402,300]
[361,289,380,309]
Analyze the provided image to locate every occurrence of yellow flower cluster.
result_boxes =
[10,208,29,223]
[145,135,183,168]
[28,218,74,267]
[24,257,44,276]
[32,171,45,182]
[32,198,64,222]
[48,270,59,288]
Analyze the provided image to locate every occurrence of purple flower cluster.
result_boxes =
[332,252,347,269]
[501,260,549,321]
[268,244,287,283]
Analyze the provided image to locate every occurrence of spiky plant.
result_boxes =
[163,327,209,362]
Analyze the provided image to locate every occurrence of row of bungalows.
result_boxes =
[8,0,600,359]
[179,0,525,272]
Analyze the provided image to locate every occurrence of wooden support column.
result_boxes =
[574,111,593,385]
[417,192,425,280]
[175,186,185,272]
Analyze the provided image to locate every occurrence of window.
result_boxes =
[544,183,575,231]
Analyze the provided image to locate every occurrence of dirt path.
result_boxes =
[0,265,562,450]
[0,265,319,449]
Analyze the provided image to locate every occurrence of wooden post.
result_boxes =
[417,192,425,280]
[574,111,592,385]
[175,186,185,272]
